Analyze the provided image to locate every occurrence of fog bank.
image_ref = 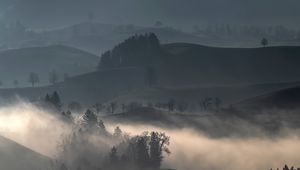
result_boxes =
[1,101,300,170]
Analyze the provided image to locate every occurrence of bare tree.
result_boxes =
[28,72,39,87]
[261,38,268,47]
[13,80,19,88]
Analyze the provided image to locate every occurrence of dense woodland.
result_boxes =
[98,33,161,68]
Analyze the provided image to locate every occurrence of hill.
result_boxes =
[158,43,300,86]
[1,22,204,54]
[0,45,99,87]
[0,135,51,170]
[234,85,300,110]
[0,67,147,105]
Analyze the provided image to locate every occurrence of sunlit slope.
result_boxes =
[0,135,51,170]
[0,45,98,87]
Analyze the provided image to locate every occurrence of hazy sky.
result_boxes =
[1,0,300,30]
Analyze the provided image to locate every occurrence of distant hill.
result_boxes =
[0,135,51,170]
[4,22,204,54]
[0,45,99,87]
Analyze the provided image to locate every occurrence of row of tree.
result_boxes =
[0,71,70,88]
[193,24,300,41]
[271,165,300,170]
[66,97,223,117]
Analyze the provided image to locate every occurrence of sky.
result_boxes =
[1,0,300,30]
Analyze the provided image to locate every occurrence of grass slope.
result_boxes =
[0,45,99,87]
[160,43,300,85]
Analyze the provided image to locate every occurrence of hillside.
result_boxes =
[0,67,147,105]
[159,43,300,86]
[0,45,99,87]
[234,85,300,110]
[2,41,300,105]
[0,135,51,170]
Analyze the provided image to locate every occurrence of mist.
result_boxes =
[1,100,300,170]
[0,99,72,157]
[2,0,300,29]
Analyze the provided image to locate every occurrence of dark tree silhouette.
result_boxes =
[110,102,117,114]
[261,37,268,47]
[51,91,62,110]
[136,136,150,168]
[149,132,162,169]
[28,72,39,87]
[45,91,62,110]
[168,99,175,112]
[109,147,119,163]
[82,109,97,127]
[113,126,122,139]
[13,80,19,88]
[154,21,163,27]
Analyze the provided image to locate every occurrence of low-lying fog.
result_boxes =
[0,100,300,170]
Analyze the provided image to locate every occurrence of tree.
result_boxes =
[28,72,39,87]
[136,136,150,168]
[149,132,170,169]
[109,147,119,163]
[261,37,268,47]
[154,21,163,27]
[49,70,59,85]
[113,126,122,138]
[46,91,62,110]
[82,109,97,127]
[13,80,19,88]
[149,132,162,169]
[110,102,117,114]
[168,99,175,112]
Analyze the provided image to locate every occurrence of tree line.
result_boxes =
[0,70,70,88]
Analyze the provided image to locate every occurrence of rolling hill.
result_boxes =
[2,22,205,54]
[234,85,300,110]
[2,43,300,106]
[0,45,99,87]
[159,43,300,86]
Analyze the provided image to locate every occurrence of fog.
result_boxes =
[1,101,300,170]
[2,0,300,29]
[0,100,72,157]
[113,124,300,170]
